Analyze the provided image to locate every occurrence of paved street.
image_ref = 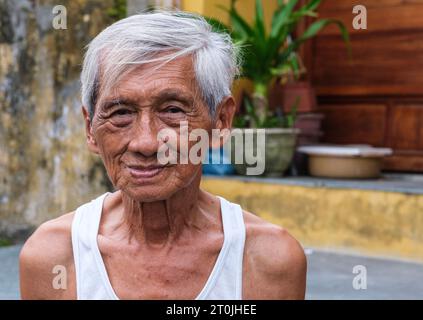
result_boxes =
[1,245,422,300]
[305,249,423,299]
[0,245,21,300]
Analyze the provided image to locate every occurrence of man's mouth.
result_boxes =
[126,164,165,179]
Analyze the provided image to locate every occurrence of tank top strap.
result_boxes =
[198,196,246,300]
[71,192,112,299]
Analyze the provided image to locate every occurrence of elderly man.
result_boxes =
[20,11,306,300]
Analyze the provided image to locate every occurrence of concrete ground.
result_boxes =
[1,245,422,300]
[0,245,21,300]
[305,248,423,299]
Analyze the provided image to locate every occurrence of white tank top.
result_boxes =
[71,193,246,300]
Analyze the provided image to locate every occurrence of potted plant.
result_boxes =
[207,0,350,176]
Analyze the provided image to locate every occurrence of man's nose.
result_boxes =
[127,112,159,158]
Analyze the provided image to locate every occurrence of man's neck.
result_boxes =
[120,173,209,246]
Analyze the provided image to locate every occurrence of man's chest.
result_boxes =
[97,241,226,299]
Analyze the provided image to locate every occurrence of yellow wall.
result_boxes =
[181,0,205,14]
[202,177,423,262]
[182,0,279,29]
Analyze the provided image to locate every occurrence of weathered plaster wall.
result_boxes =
[0,0,116,240]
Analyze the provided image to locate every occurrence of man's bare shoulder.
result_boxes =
[19,212,76,299]
[242,211,307,299]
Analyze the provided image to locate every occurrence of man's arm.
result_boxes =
[243,213,307,300]
[263,227,307,299]
[19,213,76,300]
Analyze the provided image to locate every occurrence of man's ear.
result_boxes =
[211,96,236,149]
[81,106,100,154]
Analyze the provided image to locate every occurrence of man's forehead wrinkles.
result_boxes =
[122,56,195,79]
[101,87,195,107]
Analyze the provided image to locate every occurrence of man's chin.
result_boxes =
[122,185,177,203]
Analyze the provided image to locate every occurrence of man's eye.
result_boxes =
[111,109,132,117]
[165,106,183,114]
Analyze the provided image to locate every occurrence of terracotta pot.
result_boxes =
[270,81,317,113]
[294,113,325,134]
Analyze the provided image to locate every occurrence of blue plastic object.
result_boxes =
[202,147,235,176]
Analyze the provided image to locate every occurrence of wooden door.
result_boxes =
[301,0,423,172]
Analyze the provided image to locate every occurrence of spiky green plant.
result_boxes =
[207,0,350,128]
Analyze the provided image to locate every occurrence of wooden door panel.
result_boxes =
[318,0,404,13]
[319,104,387,146]
[387,105,423,150]
[312,31,423,96]
[384,153,423,172]
[318,1,423,35]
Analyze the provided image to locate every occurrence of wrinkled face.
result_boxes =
[84,56,233,202]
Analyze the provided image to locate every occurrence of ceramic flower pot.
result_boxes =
[230,128,300,177]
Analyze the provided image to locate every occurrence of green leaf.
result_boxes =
[266,0,300,68]
[284,96,299,128]
[302,0,322,12]
[218,4,254,41]
[299,18,351,56]
[233,114,248,128]
[277,18,351,65]
[270,63,291,77]
[287,54,300,78]
[244,95,260,126]
[270,0,298,38]
[254,0,266,38]
[204,16,230,34]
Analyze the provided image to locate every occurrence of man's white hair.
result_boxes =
[80,11,240,120]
